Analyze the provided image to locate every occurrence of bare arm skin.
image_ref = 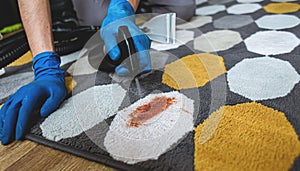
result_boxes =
[18,0,139,57]
[128,0,140,11]
[18,0,54,57]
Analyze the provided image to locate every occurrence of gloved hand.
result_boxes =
[0,52,67,145]
[100,0,151,76]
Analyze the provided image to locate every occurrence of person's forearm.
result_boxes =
[18,0,54,57]
[127,0,140,11]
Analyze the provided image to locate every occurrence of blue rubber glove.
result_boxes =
[0,52,67,145]
[100,0,151,76]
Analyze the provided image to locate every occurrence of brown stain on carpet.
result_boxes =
[162,53,226,90]
[194,102,300,171]
[127,96,175,127]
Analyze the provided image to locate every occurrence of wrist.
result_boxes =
[108,0,135,15]
[33,52,64,81]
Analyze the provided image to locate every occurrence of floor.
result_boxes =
[0,140,116,170]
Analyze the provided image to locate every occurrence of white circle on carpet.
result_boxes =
[194,30,242,52]
[255,14,300,30]
[196,5,226,16]
[177,16,212,29]
[151,30,194,51]
[60,50,83,67]
[244,31,300,55]
[196,0,208,5]
[67,55,98,76]
[227,57,300,101]
[104,91,194,164]
[227,4,262,14]
[40,84,127,141]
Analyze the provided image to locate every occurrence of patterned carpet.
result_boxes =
[1,0,300,170]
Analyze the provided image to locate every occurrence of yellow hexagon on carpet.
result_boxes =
[263,3,300,14]
[194,102,300,171]
[7,51,32,67]
[162,53,226,90]
[65,76,77,94]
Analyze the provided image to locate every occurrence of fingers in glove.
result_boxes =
[102,33,121,61]
[40,90,66,118]
[132,36,152,74]
[15,97,40,140]
[115,64,130,76]
[0,99,13,139]
[115,36,151,76]
[136,50,152,74]
[1,102,21,145]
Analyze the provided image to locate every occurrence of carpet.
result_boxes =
[1,0,300,170]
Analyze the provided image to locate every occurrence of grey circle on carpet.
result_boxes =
[208,0,234,5]
[0,72,34,102]
[213,15,254,29]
